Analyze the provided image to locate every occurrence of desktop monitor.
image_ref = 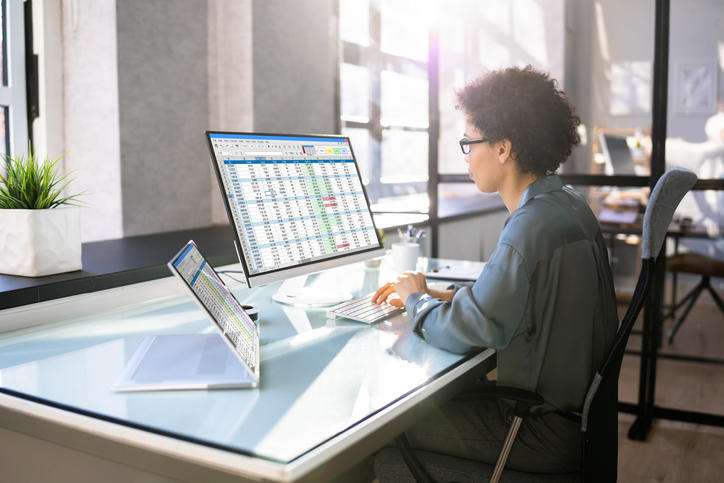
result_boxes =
[599,133,636,175]
[206,131,384,304]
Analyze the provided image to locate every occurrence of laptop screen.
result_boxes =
[170,241,258,372]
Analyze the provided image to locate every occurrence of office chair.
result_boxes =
[375,168,698,483]
[665,251,724,344]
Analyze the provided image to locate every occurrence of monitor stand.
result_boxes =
[272,275,353,307]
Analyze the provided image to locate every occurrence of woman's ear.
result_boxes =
[497,139,513,164]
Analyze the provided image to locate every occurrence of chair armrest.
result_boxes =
[454,382,545,417]
[456,383,544,405]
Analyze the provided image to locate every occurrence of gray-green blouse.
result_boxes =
[406,175,618,413]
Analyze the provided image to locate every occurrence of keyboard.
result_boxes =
[327,295,405,324]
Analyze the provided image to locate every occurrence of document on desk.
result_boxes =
[425,261,486,282]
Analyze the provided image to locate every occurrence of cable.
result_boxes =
[217,271,246,284]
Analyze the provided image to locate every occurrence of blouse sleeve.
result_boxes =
[405,242,531,354]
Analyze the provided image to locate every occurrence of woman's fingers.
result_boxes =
[388,298,404,307]
[374,285,397,304]
[371,282,395,304]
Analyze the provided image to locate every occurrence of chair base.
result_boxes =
[666,276,724,344]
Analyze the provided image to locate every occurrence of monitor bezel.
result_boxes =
[205,130,385,288]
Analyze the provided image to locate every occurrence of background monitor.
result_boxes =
[599,133,636,175]
[206,131,384,301]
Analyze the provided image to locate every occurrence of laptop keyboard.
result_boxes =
[328,295,404,324]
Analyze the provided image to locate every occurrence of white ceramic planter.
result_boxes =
[0,207,82,277]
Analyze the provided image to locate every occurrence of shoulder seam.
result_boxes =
[498,241,532,282]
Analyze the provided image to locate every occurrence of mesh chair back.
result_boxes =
[642,168,698,259]
[582,168,697,482]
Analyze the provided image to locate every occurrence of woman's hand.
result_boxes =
[372,271,428,307]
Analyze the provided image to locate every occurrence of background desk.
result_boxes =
[0,258,494,482]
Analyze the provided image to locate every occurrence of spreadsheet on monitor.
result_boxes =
[208,133,380,280]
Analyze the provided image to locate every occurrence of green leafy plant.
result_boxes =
[0,147,84,209]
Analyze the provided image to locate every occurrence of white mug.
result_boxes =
[391,242,420,272]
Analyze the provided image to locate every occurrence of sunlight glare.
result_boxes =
[339,0,369,46]
[513,0,548,66]
[480,0,511,35]
[595,2,611,62]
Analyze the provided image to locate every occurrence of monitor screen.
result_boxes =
[600,134,636,175]
[207,132,384,287]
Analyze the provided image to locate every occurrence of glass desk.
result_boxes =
[0,257,494,481]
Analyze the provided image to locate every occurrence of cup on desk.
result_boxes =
[391,242,420,272]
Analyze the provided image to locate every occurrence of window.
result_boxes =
[339,0,566,220]
[437,0,566,188]
[0,0,28,156]
[339,0,430,217]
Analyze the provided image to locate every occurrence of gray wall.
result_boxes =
[439,211,508,262]
[60,0,336,241]
[252,0,337,134]
[62,0,124,242]
[208,0,254,224]
[116,1,211,237]
[563,0,594,173]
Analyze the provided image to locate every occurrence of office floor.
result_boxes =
[618,274,724,482]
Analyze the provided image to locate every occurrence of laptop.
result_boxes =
[114,240,260,392]
[167,240,260,387]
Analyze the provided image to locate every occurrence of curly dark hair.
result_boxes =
[457,66,581,175]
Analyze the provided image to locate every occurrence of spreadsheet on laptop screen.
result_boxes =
[208,133,380,278]
[171,242,258,370]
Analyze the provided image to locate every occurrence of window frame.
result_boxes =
[0,0,28,156]
[339,1,436,210]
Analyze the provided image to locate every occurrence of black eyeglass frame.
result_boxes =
[459,137,490,154]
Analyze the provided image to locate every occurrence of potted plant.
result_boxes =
[0,147,84,277]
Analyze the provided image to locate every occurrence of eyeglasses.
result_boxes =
[459,137,490,154]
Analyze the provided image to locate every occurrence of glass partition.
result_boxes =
[667,0,723,261]
[564,0,656,176]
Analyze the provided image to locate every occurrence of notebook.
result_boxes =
[113,240,260,391]
[425,261,486,282]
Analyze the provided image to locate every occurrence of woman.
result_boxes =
[373,66,617,473]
